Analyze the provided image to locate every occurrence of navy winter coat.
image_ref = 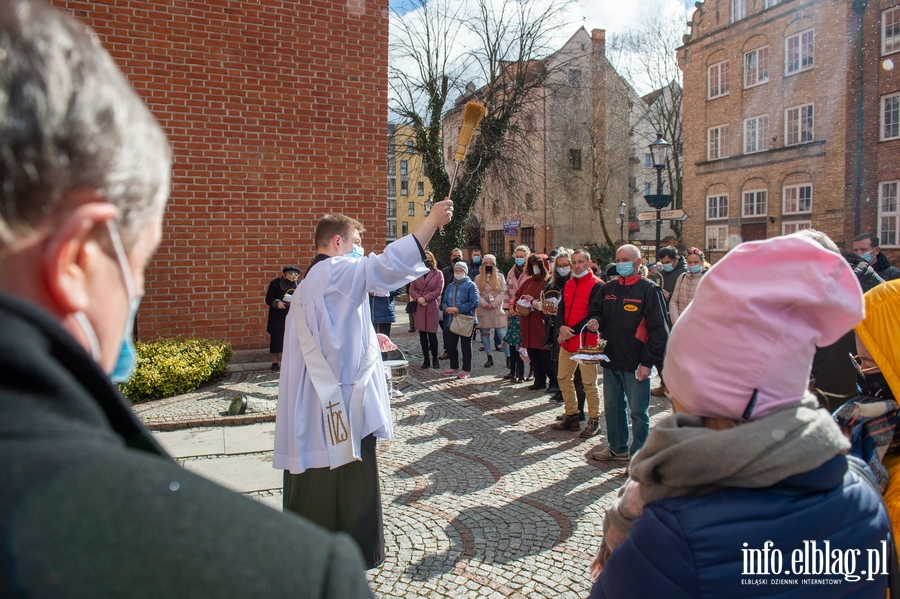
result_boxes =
[591,455,890,598]
[368,288,402,324]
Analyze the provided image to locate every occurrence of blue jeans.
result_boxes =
[602,368,651,456]
[480,328,510,357]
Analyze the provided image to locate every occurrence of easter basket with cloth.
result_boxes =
[540,290,561,316]
[569,324,609,365]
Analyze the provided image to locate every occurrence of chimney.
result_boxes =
[592,29,606,57]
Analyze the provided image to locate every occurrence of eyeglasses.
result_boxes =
[850,353,880,378]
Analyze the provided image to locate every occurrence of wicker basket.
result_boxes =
[575,325,608,365]
[515,299,533,317]
[541,290,561,316]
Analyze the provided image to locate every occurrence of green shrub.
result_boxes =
[119,337,233,402]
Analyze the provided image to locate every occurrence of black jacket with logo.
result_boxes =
[585,276,669,372]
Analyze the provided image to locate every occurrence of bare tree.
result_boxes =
[608,12,687,236]
[390,0,572,261]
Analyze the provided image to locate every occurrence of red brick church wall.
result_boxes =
[53,0,388,349]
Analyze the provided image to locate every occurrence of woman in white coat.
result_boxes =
[474,254,509,369]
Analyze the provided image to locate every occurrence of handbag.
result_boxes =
[405,300,417,314]
[447,282,476,337]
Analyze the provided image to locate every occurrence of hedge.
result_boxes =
[118,337,233,402]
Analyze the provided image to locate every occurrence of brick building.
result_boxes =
[448,28,636,257]
[677,0,900,261]
[54,0,389,349]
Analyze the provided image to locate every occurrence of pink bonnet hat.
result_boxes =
[664,234,864,421]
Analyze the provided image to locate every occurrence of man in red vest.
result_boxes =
[552,249,603,438]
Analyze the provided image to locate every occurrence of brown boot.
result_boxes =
[651,381,667,397]
[551,413,581,431]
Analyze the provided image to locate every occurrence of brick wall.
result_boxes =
[53,0,388,349]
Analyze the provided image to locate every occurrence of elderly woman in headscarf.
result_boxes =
[265,265,300,371]
[589,235,890,598]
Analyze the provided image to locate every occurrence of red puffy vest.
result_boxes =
[561,274,601,353]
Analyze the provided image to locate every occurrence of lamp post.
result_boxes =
[645,132,673,260]
[618,200,626,244]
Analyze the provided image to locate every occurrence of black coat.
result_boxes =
[0,293,372,597]
[872,252,900,281]
[265,276,297,335]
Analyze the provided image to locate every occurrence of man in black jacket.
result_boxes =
[853,233,900,281]
[0,2,372,596]
[584,245,669,461]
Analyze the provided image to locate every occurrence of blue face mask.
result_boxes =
[572,268,590,278]
[341,237,365,259]
[515,257,526,267]
[473,256,481,264]
[662,263,674,272]
[616,262,635,277]
[686,264,702,274]
[859,252,873,263]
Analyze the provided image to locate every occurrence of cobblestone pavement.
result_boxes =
[137,315,671,598]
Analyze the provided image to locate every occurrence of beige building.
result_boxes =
[387,124,432,242]
[678,0,900,260]
[445,28,636,257]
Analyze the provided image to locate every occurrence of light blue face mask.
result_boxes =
[662,263,674,272]
[686,264,702,274]
[859,252,873,263]
[473,256,482,264]
[74,220,142,383]
[515,257,526,267]
[341,237,365,259]
[616,262,635,277]
[571,268,590,278]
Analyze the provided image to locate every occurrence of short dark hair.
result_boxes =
[315,214,365,249]
[854,233,880,248]
[658,247,678,260]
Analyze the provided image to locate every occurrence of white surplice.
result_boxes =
[273,235,427,474]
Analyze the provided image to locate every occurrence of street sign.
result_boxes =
[659,209,688,220]
[636,210,689,222]
[504,227,518,236]
[502,219,521,228]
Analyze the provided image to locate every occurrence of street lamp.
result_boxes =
[618,200,626,243]
[645,132,673,259]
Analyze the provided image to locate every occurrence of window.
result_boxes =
[882,93,900,140]
[387,177,396,196]
[708,125,730,160]
[408,201,415,216]
[569,149,582,169]
[707,194,729,219]
[731,0,746,23]
[644,154,652,167]
[491,199,500,216]
[783,184,812,214]
[521,227,535,249]
[743,190,767,216]
[399,160,408,177]
[786,29,814,75]
[644,182,652,194]
[406,140,413,154]
[489,230,504,256]
[785,104,814,145]
[387,159,395,176]
[744,115,770,153]
[568,69,582,87]
[386,220,397,239]
[879,180,899,246]
[708,61,730,99]
[525,193,534,209]
[745,47,769,88]
[706,225,728,249]
[884,7,900,55]
[401,221,409,236]
[387,198,396,217]
[417,181,424,196]
[782,221,812,235]
[763,0,780,9]
[400,180,408,196]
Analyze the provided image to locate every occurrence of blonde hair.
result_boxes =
[514,244,530,256]
[477,257,502,293]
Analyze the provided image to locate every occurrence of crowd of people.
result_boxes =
[4,2,900,596]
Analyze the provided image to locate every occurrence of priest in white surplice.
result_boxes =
[274,201,453,568]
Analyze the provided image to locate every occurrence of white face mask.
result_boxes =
[454,272,466,281]
[532,265,540,275]
[556,267,571,277]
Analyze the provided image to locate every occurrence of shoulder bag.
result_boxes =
[448,283,475,337]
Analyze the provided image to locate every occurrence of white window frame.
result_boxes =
[884,7,900,56]
[783,184,813,214]
[785,29,814,75]
[742,189,768,217]
[879,180,900,247]
[731,0,746,23]
[708,125,730,160]
[744,115,770,153]
[782,221,812,235]
[708,61,730,99]
[785,103,814,146]
[706,225,728,250]
[744,47,769,88]
[707,194,729,220]
[882,92,900,141]
[763,0,780,9]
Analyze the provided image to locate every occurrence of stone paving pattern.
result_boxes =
[139,315,671,598]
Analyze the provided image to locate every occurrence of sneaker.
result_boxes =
[457,370,470,379]
[548,391,564,404]
[270,363,279,372]
[546,386,560,394]
[527,383,546,391]
[579,418,601,439]
[551,413,581,431]
[592,447,629,461]
[441,368,458,376]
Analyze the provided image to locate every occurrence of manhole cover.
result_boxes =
[258,382,279,388]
